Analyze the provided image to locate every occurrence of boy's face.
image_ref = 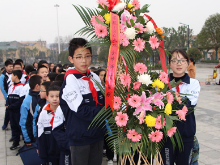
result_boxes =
[50,64,54,71]
[13,64,22,71]
[11,74,16,82]
[5,64,13,73]
[46,90,60,107]
[40,85,47,99]
[68,47,92,73]
[38,68,48,81]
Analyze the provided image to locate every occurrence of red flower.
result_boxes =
[107,0,121,11]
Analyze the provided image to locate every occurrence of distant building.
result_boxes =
[20,40,47,47]
[0,41,23,50]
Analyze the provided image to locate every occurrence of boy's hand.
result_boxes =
[5,105,9,109]
[36,149,39,154]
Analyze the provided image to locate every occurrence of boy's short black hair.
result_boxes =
[41,81,52,92]
[25,65,35,75]
[15,59,23,64]
[13,62,22,68]
[169,49,189,64]
[94,69,106,76]
[12,70,23,80]
[29,75,42,90]
[50,81,63,88]
[30,71,37,76]
[55,74,64,83]
[38,60,48,67]
[37,65,48,73]
[47,72,58,82]
[5,59,13,66]
[68,38,92,57]
[58,68,66,73]
[46,85,60,96]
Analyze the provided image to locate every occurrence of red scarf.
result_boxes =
[176,82,183,93]
[44,104,55,127]
[11,83,24,94]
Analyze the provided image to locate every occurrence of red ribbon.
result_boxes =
[176,82,183,93]
[105,12,120,110]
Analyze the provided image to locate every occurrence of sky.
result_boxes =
[0,0,219,44]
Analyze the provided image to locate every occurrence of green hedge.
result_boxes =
[200,60,219,63]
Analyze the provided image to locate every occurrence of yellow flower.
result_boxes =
[145,115,156,127]
[164,103,172,115]
[152,78,165,91]
[104,13,111,24]
[127,3,134,9]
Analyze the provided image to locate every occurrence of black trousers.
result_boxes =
[104,135,114,160]
[3,108,10,126]
[9,111,20,142]
[70,140,103,165]
[59,150,71,165]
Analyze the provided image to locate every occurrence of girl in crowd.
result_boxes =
[187,57,196,78]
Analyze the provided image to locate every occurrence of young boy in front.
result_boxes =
[59,38,105,165]
[6,70,24,150]
[19,75,42,145]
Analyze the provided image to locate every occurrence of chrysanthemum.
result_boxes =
[149,36,160,49]
[166,92,174,104]
[113,96,122,110]
[148,130,163,142]
[146,21,154,34]
[124,27,136,40]
[115,112,129,127]
[112,2,126,12]
[144,115,156,127]
[120,33,130,47]
[133,38,145,52]
[131,0,140,10]
[119,73,131,87]
[91,15,105,26]
[133,81,141,90]
[127,129,142,142]
[128,94,141,108]
[152,78,165,91]
[134,63,147,74]
[104,13,111,24]
[167,127,177,137]
[159,71,169,84]
[156,27,164,35]
[164,103,172,115]
[97,0,109,8]
[95,24,108,38]
[155,115,166,129]
[137,74,152,86]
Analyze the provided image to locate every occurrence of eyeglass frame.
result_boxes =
[72,55,92,61]
[40,89,46,92]
[170,59,188,65]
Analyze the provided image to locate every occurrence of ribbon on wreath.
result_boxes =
[105,12,120,110]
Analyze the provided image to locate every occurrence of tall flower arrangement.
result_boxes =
[73,0,186,164]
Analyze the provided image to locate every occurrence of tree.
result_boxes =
[187,47,202,61]
[196,13,220,60]
[163,27,178,51]
[98,46,109,66]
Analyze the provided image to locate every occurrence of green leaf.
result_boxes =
[130,19,135,27]
[95,17,108,27]
[140,4,150,13]
[165,114,173,131]
[126,21,131,28]
[135,127,142,134]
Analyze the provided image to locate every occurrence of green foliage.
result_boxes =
[187,47,202,61]
[200,60,219,63]
[58,51,70,64]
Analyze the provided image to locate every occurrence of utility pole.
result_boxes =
[54,4,60,54]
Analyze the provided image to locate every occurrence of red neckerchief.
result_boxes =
[44,104,55,127]
[11,83,24,94]
[176,82,183,93]
[64,69,102,106]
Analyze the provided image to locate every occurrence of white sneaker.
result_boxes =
[107,160,113,165]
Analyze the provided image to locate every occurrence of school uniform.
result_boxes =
[20,82,30,97]
[59,68,105,165]
[20,73,28,85]
[37,104,60,164]
[6,82,24,144]
[160,73,200,165]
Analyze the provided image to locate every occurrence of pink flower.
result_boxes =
[128,94,141,108]
[133,81,141,90]
[131,0,140,10]
[155,115,166,129]
[176,106,188,121]
[166,92,174,104]
[119,73,131,87]
[151,92,165,109]
[167,127,177,137]
[97,0,109,8]
[120,33,130,47]
[91,15,105,26]
[135,23,144,34]
[115,112,129,127]
[127,129,142,142]
[159,71,169,84]
[149,36,160,49]
[137,111,145,124]
[134,63,147,74]
[133,38,145,52]
[95,24,108,38]
[113,96,122,110]
[175,91,182,104]
[120,23,127,32]
[182,105,188,113]
[121,10,131,24]
[148,130,163,142]
[133,92,152,115]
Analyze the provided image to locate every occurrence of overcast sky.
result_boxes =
[0,0,219,44]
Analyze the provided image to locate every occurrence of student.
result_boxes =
[19,75,42,145]
[13,62,27,85]
[47,72,58,82]
[49,63,55,72]
[38,60,49,69]
[95,69,106,85]
[15,59,24,70]
[37,85,61,164]
[55,74,64,83]
[24,65,35,84]
[160,49,201,165]
[59,38,105,165]
[37,65,49,82]
[6,70,24,150]
[53,64,62,74]
[33,62,38,70]
[187,57,196,79]
[1,59,13,130]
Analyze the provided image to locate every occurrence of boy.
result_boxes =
[37,65,49,82]
[1,59,13,130]
[59,38,105,165]
[37,85,61,164]
[13,62,27,85]
[38,60,49,69]
[19,75,42,145]
[6,70,24,150]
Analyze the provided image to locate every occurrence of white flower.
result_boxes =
[124,27,136,40]
[146,21,155,34]
[139,13,149,23]
[137,74,152,86]
[112,2,126,12]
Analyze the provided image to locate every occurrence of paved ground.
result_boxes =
[0,63,220,165]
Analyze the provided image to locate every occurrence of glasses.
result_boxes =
[171,59,187,65]
[73,55,92,61]
[40,89,46,92]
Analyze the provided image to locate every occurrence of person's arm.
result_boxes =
[0,74,7,100]
[33,104,39,138]
[214,63,220,68]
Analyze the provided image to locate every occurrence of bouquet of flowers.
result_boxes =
[73,0,187,164]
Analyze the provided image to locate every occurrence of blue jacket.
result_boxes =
[59,68,105,146]
[19,90,39,143]
[0,70,11,100]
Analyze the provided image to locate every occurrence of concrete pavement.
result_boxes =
[0,63,220,165]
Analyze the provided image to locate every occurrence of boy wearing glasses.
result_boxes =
[59,38,105,165]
